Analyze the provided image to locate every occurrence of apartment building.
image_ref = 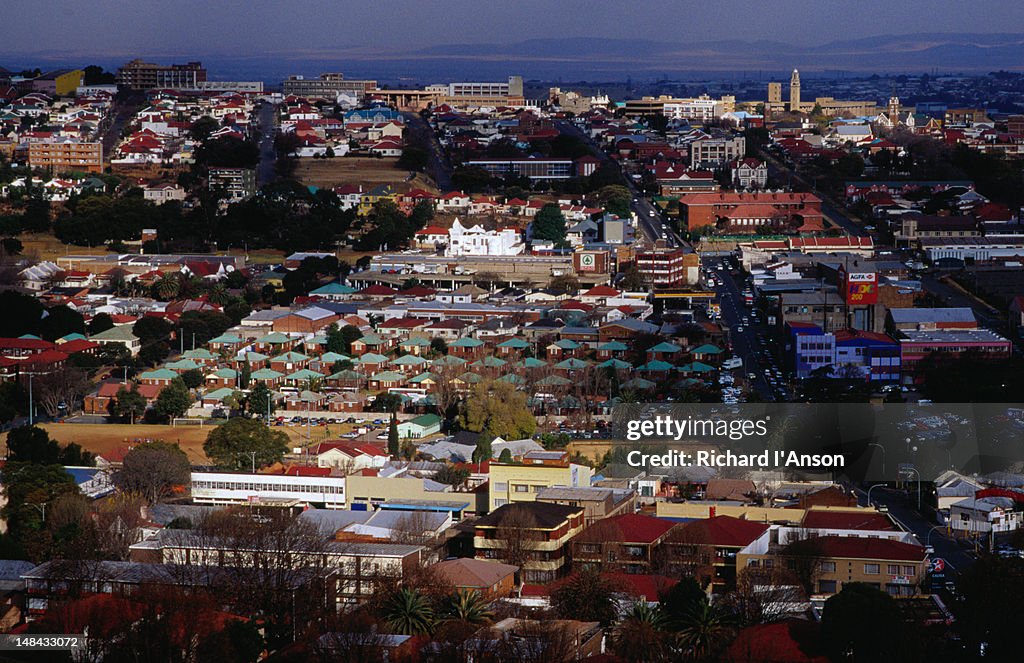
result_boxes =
[473,502,585,583]
[570,513,677,575]
[282,73,378,98]
[117,59,207,90]
[27,140,103,173]
[678,192,824,234]
[736,525,927,597]
[488,451,594,512]
[634,248,700,287]
[209,167,256,202]
[465,158,576,181]
[689,134,746,169]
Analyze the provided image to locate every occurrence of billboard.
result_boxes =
[845,272,878,305]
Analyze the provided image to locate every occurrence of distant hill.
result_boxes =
[412,33,1024,73]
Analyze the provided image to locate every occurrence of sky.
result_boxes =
[3,0,1024,56]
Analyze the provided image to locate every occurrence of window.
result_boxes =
[818,580,837,594]
[747,559,760,567]
[763,559,774,569]
[864,564,880,575]
[903,565,916,576]
[888,564,900,575]
[513,484,529,493]
[820,561,836,573]
[494,482,508,491]
[494,499,508,507]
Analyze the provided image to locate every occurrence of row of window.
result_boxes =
[193,480,344,495]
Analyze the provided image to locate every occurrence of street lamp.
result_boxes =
[906,466,922,511]
[868,442,886,477]
[239,451,257,473]
[926,524,947,549]
[867,483,885,507]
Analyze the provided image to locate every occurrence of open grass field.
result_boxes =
[0,422,344,464]
[293,157,436,192]
[19,232,94,262]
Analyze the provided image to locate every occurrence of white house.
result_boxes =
[950,496,1023,537]
[446,218,524,257]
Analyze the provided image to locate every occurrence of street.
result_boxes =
[404,111,453,191]
[706,256,782,401]
[256,101,277,186]
[861,485,974,577]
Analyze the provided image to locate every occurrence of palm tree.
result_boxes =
[613,601,670,663]
[673,599,734,662]
[206,282,230,305]
[382,587,434,635]
[155,272,181,300]
[444,589,493,625]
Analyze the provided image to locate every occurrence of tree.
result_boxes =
[433,464,470,487]
[472,435,492,463]
[238,360,251,390]
[820,582,904,661]
[372,392,404,414]
[497,448,512,463]
[612,602,670,663]
[550,568,621,626]
[382,587,434,635]
[180,368,205,390]
[203,418,289,471]
[619,263,647,291]
[247,383,275,420]
[33,367,90,417]
[189,116,220,142]
[88,312,115,335]
[532,203,567,244]
[673,597,735,661]
[154,378,193,422]
[387,415,399,456]
[459,380,536,441]
[326,323,362,355]
[37,305,85,341]
[112,386,147,424]
[443,589,493,625]
[6,425,93,466]
[954,555,1024,660]
[117,441,191,505]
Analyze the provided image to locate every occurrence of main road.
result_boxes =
[256,101,277,186]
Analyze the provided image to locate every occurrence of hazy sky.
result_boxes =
[3,0,1024,55]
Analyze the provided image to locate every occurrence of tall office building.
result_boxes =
[768,82,782,104]
[789,69,801,113]
[117,60,207,90]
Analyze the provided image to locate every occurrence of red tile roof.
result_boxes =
[603,573,678,602]
[815,536,925,561]
[573,514,676,544]
[667,516,768,547]
[801,510,895,531]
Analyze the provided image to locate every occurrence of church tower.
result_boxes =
[789,69,801,113]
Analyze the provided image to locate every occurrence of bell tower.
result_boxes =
[789,69,801,113]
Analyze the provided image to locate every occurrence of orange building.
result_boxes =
[679,191,823,234]
[28,140,103,173]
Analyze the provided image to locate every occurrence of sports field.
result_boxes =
[0,422,341,464]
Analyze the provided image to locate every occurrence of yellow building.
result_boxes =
[655,501,880,525]
[345,473,482,516]
[28,140,103,173]
[737,527,927,597]
[488,451,594,512]
[30,69,84,97]
[357,184,398,216]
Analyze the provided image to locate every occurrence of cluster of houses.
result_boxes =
[279,97,405,158]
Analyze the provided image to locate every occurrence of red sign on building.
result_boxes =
[845,272,878,305]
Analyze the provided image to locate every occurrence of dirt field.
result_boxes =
[0,422,345,464]
[19,233,94,262]
[293,157,436,192]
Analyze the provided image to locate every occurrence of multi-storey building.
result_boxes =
[465,158,576,181]
[473,502,585,583]
[117,59,207,90]
[209,167,256,202]
[569,513,676,575]
[634,248,700,287]
[689,134,746,169]
[488,451,594,512]
[678,192,824,234]
[190,471,347,508]
[27,139,103,173]
[282,73,378,99]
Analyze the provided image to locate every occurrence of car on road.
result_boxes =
[735,326,744,333]
[648,210,655,217]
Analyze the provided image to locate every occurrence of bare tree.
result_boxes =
[719,566,809,627]
[780,529,826,596]
[34,366,90,417]
[493,506,540,572]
